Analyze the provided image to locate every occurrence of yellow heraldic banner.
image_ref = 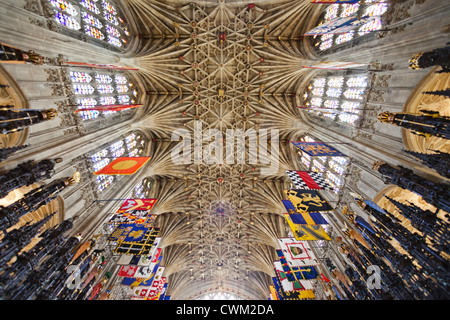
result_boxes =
[284,214,331,241]
[94,157,151,175]
[283,189,333,214]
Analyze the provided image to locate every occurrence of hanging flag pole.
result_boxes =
[297,106,375,111]
[74,104,143,113]
[93,198,132,202]
[61,61,138,70]
[290,141,350,144]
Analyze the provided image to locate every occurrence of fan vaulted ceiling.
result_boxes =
[123,0,321,299]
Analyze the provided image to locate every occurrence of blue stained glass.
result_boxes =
[50,0,78,16]
[109,140,124,152]
[106,25,121,37]
[126,139,137,150]
[103,12,119,25]
[341,101,360,113]
[97,84,114,94]
[313,78,326,87]
[134,181,144,197]
[301,155,310,168]
[312,88,324,97]
[73,84,95,95]
[97,175,114,192]
[93,158,110,171]
[328,160,345,175]
[95,74,113,83]
[111,148,125,158]
[99,96,116,105]
[346,76,367,88]
[116,85,129,93]
[115,75,128,84]
[125,133,136,141]
[358,18,383,36]
[332,156,348,166]
[327,77,344,88]
[77,98,97,106]
[102,0,117,15]
[335,31,354,45]
[84,25,105,39]
[363,3,388,17]
[326,88,342,98]
[324,4,339,21]
[319,39,333,51]
[326,171,343,186]
[343,88,365,100]
[340,4,359,18]
[91,149,108,161]
[117,95,130,104]
[79,110,100,120]
[324,99,339,109]
[107,35,122,47]
[70,71,92,83]
[80,0,100,14]
[81,11,103,29]
[128,149,140,157]
[54,12,81,30]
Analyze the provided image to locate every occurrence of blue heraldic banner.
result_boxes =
[121,256,162,286]
[291,141,346,157]
[113,227,160,255]
[282,199,329,224]
[107,222,154,243]
[276,250,319,280]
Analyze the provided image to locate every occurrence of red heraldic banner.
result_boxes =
[117,199,157,213]
[94,157,151,175]
[146,277,166,300]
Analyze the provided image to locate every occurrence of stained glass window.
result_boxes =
[107,35,122,47]
[69,69,138,121]
[106,25,121,37]
[84,25,105,40]
[95,74,113,83]
[340,4,359,17]
[117,95,130,104]
[312,1,389,52]
[50,0,78,16]
[297,135,349,193]
[99,96,116,105]
[302,74,368,126]
[327,77,344,88]
[90,132,146,192]
[70,71,92,83]
[97,84,115,94]
[81,11,103,29]
[115,75,128,84]
[80,0,100,14]
[54,12,81,31]
[326,88,342,98]
[73,84,95,95]
[116,85,129,93]
[133,180,145,198]
[49,0,129,49]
